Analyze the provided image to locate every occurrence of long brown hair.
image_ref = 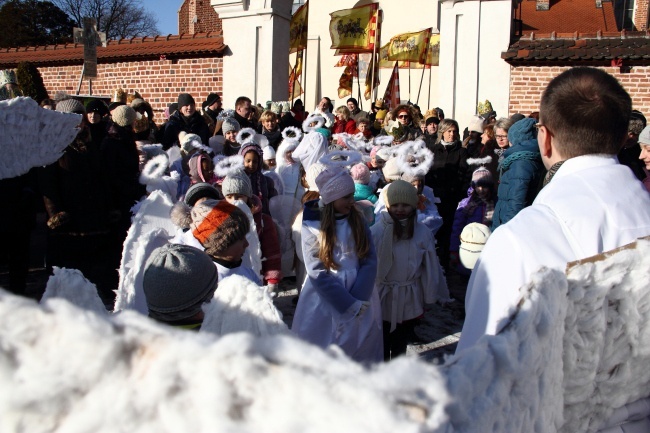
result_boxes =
[390,209,416,240]
[318,203,369,270]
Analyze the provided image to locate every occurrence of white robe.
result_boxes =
[457,154,650,432]
[370,212,449,332]
[291,216,383,363]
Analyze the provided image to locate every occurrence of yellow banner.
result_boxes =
[386,28,432,63]
[424,34,440,66]
[329,3,378,52]
[338,66,354,99]
[289,2,308,54]
[289,53,303,99]
[364,53,379,100]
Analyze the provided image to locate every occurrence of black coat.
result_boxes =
[425,140,471,205]
[162,111,210,150]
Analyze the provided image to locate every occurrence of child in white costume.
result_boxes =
[291,164,383,364]
[371,180,450,360]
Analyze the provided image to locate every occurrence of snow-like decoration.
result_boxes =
[0,97,80,180]
[1,238,650,431]
[200,275,287,337]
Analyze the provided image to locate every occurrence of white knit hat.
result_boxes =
[467,115,485,134]
[305,162,327,192]
[315,166,355,205]
[459,223,491,270]
[112,105,137,127]
[179,131,202,154]
[263,146,276,160]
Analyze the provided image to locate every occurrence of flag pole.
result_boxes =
[356,57,362,109]
[291,50,300,105]
[408,61,411,102]
[369,9,380,102]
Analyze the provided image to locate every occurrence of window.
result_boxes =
[614,0,636,30]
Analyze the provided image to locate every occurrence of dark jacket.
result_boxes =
[491,139,545,231]
[424,140,471,206]
[162,111,210,150]
[234,112,255,130]
[101,124,146,217]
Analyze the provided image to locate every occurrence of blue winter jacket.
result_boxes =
[491,139,545,231]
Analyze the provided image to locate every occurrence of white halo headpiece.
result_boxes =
[302,114,325,132]
[396,140,434,178]
[282,126,303,143]
[373,135,394,146]
[213,154,245,178]
[236,127,258,145]
[319,150,362,168]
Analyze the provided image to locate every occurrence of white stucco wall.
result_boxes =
[439,0,512,130]
[212,0,292,107]
[302,0,441,114]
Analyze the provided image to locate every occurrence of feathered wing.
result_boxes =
[114,190,177,314]
[232,200,263,280]
[200,274,287,337]
[0,97,80,180]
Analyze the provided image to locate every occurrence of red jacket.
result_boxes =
[251,196,282,284]
[333,118,356,135]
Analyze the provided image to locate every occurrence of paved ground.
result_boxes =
[274,271,468,364]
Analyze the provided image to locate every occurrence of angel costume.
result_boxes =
[291,201,383,364]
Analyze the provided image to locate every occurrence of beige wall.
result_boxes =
[302,0,441,114]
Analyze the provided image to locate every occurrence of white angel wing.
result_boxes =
[0,97,80,180]
[40,267,108,316]
[114,190,178,314]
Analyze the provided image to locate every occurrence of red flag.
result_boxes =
[383,62,400,110]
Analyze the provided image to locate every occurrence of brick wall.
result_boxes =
[39,57,223,124]
[178,0,222,35]
[634,0,648,30]
[509,65,650,118]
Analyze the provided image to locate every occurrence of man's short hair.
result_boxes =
[235,96,252,109]
[540,67,631,158]
[346,97,358,107]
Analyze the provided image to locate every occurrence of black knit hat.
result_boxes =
[425,116,440,126]
[205,92,221,108]
[178,93,195,109]
[86,99,109,116]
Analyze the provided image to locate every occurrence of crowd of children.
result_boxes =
[14,85,636,364]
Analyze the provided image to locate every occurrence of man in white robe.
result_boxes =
[457,67,650,432]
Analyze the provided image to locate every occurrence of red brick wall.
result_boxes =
[634,0,648,30]
[509,65,650,119]
[39,57,223,123]
[179,0,222,35]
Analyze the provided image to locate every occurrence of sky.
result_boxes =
[142,0,179,35]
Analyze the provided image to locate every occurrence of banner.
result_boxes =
[423,34,441,66]
[289,1,308,54]
[364,53,379,100]
[383,62,400,110]
[288,53,303,99]
[386,28,432,64]
[329,3,378,52]
[334,53,358,68]
[337,55,358,99]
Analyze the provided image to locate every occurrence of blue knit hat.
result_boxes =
[507,117,537,147]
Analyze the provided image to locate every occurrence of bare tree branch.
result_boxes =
[52,0,159,39]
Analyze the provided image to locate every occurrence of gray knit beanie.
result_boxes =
[112,105,137,127]
[143,244,218,322]
[56,99,85,114]
[184,182,222,206]
[222,117,241,134]
[222,169,252,198]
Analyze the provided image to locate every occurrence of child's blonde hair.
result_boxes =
[318,203,369,270]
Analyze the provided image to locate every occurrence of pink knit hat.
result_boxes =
[471,167,493,185]
[315,166,355,205]
[350,163,370,185]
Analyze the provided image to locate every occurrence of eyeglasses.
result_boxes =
[535,123,544,129]
[495,135,508,140]
[398,114,410,119]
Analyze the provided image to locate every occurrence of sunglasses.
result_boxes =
[398,114,410,119]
